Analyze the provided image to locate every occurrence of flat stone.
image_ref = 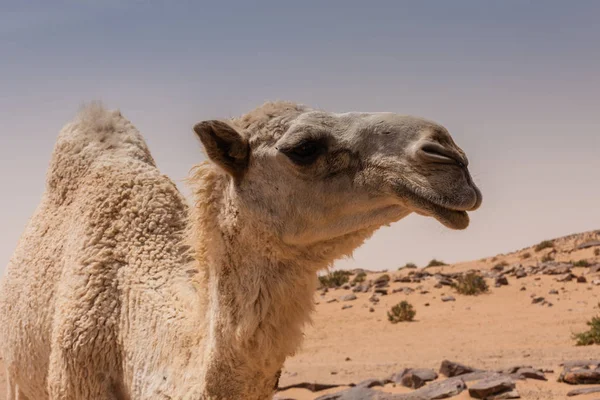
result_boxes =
[441,296,456,302]
[356,378,386,388]
[468,376,516,399]
[512,367,546,381]
[532,297,545,304]
[577,240,600,250]
[566,386,600,396]
[439,360,477,377]
[314,387,391,400]
[488,389,521,399]
[577,276,587,283]
[407,377,466,399]
[340,293,357,302]
[374,288,388,295]
[562,368,600,384]
[556,273,575,282]
[341,305,353,310]
[400,368,438,389]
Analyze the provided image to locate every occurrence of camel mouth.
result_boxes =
[394,183,480,230]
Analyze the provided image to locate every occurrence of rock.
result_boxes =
[353,283,372,293]
[487,389,520,399]
[441,296,456,302]
[278,382,347,392]
[549,289,559,295]
[512,367,547,381]
[515,270,527,279]
[314,387,390,400]
[369,295,380,304]
[440,360,477,377]
[544,264,572,275]
[561,360,600,369]
[341,294,357,302]
[435,276,454,286]
[532,297,545,304]
[520,287,526,291]
[341,305,353,310]
[458,371,501,382]
[374,288,388,296]
[556,273,575,282]
[369,307,375,312]
[408,377,466,399]
[468,376,516,399]
[395,276,413,283]
[495,276,509,286]
[566,386,600,396]
[393,287,415,295]
[577,240,600,250]
[589,264,600,274]
[356,378,385,388]
[327,298,339,303]
[577,276,587,283]
[388,369,410,383]
[400,368,438,389]
[561,368,600,384]
[592,280,600,286]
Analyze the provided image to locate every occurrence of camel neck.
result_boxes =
[191,174,317,399]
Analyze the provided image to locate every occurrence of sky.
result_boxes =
[1,1,599,272]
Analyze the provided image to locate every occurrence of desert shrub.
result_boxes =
[400,262,418,270]
[387,301,416,323]
[535,240,554,252]
[376,274,390,283]
[427,259,447,267]
[453,272,489,295]
[595,248,600,256]
[352,271,367,284]
[319,270,352,288]
[574,307,600,346]
[521,252,531,259]
[541,253,554,263]
[573,260,591,267]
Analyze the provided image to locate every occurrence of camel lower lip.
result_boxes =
[397,186,472,230]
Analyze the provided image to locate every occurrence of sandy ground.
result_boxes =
[1,231,598,399]
[276,232,600,399]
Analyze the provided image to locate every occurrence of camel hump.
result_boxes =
[46,102,157,204]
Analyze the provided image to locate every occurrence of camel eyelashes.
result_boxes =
[281,140,326,166]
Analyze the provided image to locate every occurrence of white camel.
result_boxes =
[0,101,481,399]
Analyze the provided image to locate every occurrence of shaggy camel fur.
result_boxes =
[0,101,481,400]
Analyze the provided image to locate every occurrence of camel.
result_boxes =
[0,101,481,400]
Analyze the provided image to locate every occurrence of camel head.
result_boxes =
[193,102,481,258]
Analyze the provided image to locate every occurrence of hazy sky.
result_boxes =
[1,1,599,272]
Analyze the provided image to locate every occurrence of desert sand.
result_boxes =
[1,230,599,399]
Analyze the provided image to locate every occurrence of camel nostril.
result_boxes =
[419,143,467,167]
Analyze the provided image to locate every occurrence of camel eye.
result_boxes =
[282,140,325,165]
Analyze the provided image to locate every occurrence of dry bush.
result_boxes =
[573,259,590,267]
[319,270,352,288]
[535,240,554,252]
[427,259,447,267]
[352,271,367,284]
[521,252,531,259]
[400,262,417,270]
[387,301,416,323]
[574,305,600,346]
[453,272,489,295]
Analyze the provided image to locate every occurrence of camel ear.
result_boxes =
[194,120,249,179]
